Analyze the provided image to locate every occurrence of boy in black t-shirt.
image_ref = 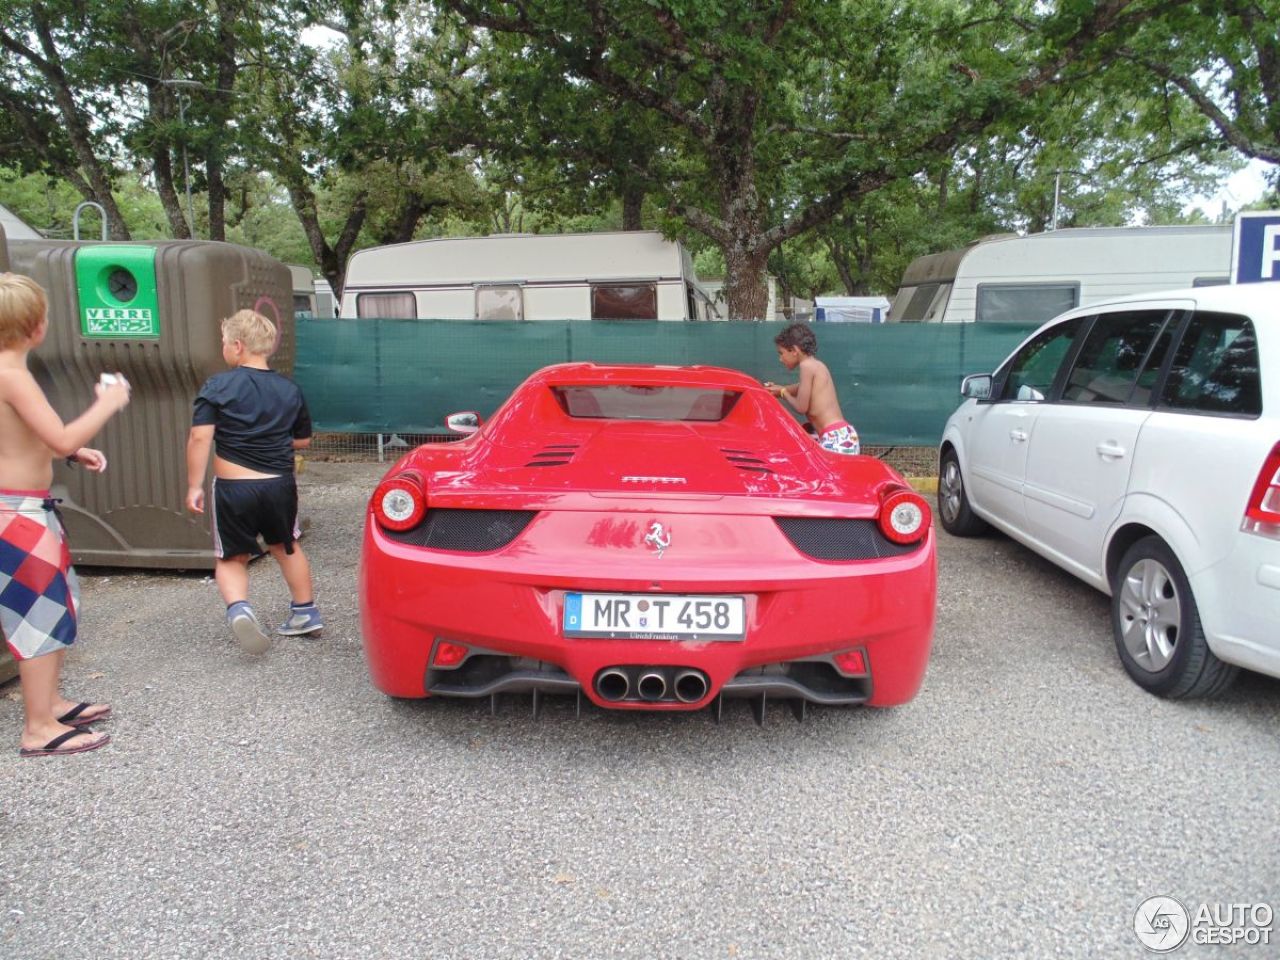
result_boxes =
[185,309,322,653]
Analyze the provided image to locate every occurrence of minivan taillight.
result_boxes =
[1243,442,1280,538]
[373,470,427,531]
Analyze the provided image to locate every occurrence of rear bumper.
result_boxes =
[359,514,937,708]
[1193,534,1280,679]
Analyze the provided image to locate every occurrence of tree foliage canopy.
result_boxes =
[1,0,1274,310]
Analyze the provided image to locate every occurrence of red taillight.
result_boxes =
[372,470,426,531]
[878,487,931,544]
[833,649,868,676]
[431,640,469,668]
[1243,442,1280,536]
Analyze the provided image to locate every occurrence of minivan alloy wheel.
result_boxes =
[939,459,964,526]
[1116,557,1181,672]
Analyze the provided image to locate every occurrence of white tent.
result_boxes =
[814,295,890,323]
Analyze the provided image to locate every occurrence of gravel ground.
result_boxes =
[2,460,1277,959]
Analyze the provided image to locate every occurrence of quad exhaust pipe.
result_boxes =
[636,671,667,701]
[673,670,709,703]
[596,668,630,702]
[594,667,710,704]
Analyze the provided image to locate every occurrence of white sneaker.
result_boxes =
[227,602,270,654]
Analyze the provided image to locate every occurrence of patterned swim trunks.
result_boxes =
[0,490,80,660]
[818,420,861,456]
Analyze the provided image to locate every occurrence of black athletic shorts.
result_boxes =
[211,475,299,559]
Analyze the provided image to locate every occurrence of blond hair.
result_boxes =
[221,309,277,356]
[0,273,48,349]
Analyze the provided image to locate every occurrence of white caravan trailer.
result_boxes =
[288,264,318,318]
[314,277,336,318]
[338,231,715,321]
[890,225,1232,325]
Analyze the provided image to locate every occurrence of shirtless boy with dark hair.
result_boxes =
[764,322,860,455]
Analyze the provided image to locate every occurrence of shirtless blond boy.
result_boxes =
[763,322,860,455]
[0,273,131,757]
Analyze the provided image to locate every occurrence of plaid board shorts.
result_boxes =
[818,420,861,456]
[0,490,80,661]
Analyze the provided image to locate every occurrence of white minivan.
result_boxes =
[938,283,1279,698]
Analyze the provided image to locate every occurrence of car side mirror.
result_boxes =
[445,411,482,435]
[960,374,992,400]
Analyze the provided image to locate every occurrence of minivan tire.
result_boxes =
[1111,535,1238,699]
[937,449,989,537]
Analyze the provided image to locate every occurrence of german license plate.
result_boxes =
[563,592,746,640]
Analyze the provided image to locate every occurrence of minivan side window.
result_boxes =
[1061,310,1172,405]
[995,317,1083,401]
[1160,312,1261,416]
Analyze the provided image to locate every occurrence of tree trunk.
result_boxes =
[284,178,368,296]
[621,185,644,230]
[723,243,770,320]
[23,10,130,239]
[207,0,240,243]
[153,143,192,239]
[206,151,226,242]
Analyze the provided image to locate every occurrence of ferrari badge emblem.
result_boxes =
[644,521,671,558]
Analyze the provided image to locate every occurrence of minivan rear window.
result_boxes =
[1161,312,1261,416]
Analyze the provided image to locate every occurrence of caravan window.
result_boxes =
[976,283,1079,325]
[897,283,949,321]
[357,292,416,319]
[476,285,524,320]
[591,283,657,320]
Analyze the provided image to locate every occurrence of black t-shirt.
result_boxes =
[192,367,312,474]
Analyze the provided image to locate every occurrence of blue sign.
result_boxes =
[1231,210,1280,283]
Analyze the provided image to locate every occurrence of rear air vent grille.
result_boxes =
[775,517,918,560]
[383,509,537,551]
[526,444,580,468]
[722,448,774,474]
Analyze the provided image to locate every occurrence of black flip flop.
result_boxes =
[56,702,112,727]
[18,727,111,758]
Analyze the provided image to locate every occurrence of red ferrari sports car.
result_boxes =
[360,363,936,720]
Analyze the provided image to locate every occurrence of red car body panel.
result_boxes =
[359,363,937,710]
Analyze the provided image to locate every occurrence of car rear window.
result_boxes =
[1160,311,1262,416]
[551,385,742,421]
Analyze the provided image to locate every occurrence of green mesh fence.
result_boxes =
[295,319,1038,447]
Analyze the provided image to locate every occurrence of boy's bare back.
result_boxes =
[796,355,845,433]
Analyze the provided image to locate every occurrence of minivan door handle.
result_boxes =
[1010,428,1028,442]
[1097,441,1127,459]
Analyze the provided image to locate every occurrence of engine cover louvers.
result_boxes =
[722,447,774,474]
[526,444,580,468]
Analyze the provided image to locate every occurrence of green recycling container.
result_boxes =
[6,238,294,569]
